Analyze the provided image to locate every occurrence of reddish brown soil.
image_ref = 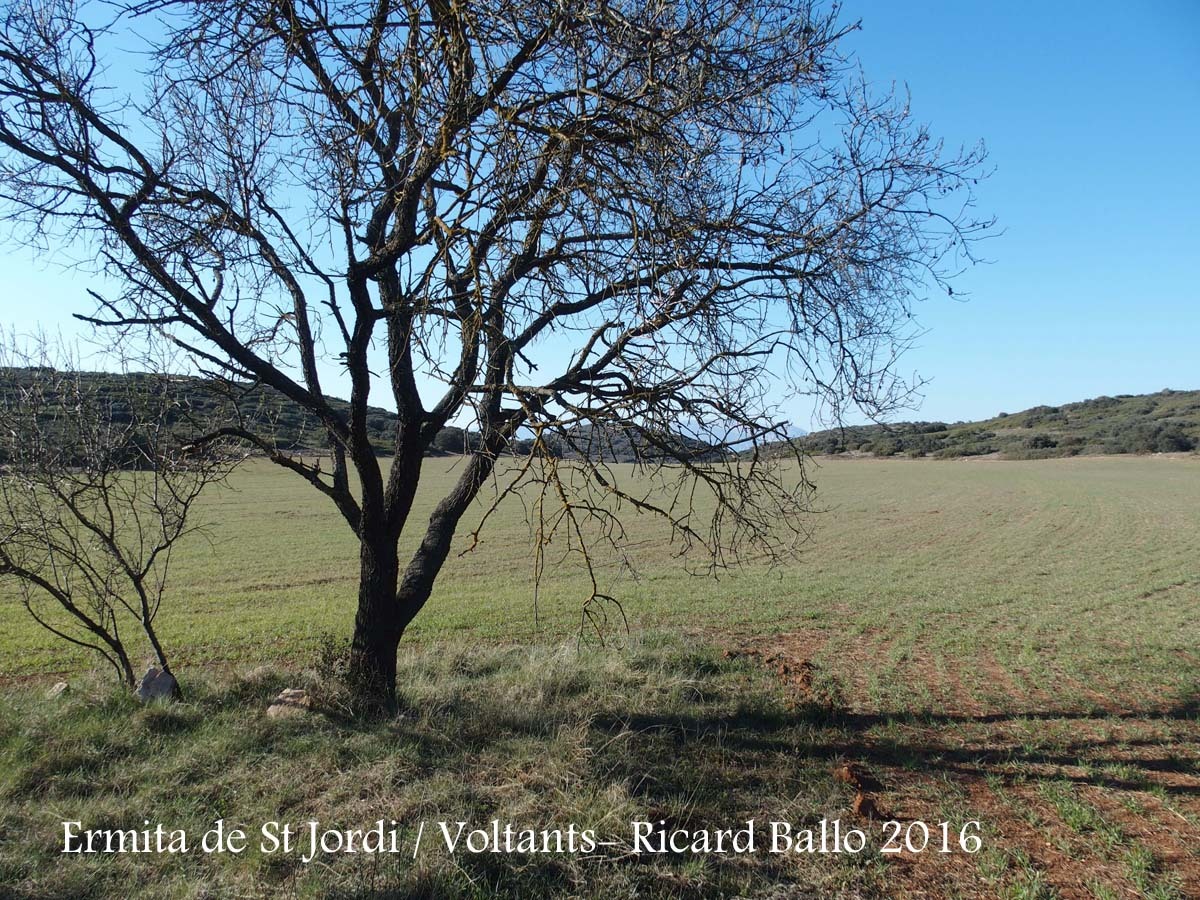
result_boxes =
[726,630,1200,899]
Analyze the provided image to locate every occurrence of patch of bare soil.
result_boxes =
[1083,785,1199,882]
[903,644,987,717]
[726,630,1200,899]
[975,650,1049,711]
[723,631,829,702]
[882,724,1199,898]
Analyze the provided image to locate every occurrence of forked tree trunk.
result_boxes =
[348,450,498,714]
[112,643,136,692]
[349,532,404,714]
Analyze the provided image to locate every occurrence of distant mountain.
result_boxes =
[8,369,1193,462]
[0,367,462,456]
[0,368,719,462]
[791,390,1200,459]
[535,423,727,464]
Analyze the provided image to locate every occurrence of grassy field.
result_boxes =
[1,456,1197,898]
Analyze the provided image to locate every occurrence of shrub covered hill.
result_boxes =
[4,368,1196,461]
[796,389,1200,459]
[0,366,498,457]
[0,367,717,462]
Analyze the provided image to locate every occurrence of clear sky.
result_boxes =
[1,1,1197,428]
[824,0,1200,425]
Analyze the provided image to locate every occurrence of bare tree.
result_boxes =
[0,342,236,692]
[0,0,990,710]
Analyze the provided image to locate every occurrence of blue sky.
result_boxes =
[1,1,1197,428]
[823,0,1200,425]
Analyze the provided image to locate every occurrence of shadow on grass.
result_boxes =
[587,685,1200,803]
[1,645,1195,899]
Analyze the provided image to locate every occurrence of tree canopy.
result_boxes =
[0,0,989,708]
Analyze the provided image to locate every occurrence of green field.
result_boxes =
[1,456,1198,897]
[4,456,1198,701]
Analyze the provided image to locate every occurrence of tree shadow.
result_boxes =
[586,687,1200,802]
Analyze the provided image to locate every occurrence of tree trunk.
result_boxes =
[347,449,499,714]
[113,643,136,692]
[348,532,403,715]
[144,622,183,699]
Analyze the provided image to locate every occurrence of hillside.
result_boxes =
[6,369,1196,462]
[0,368,713,462]
[0,367,471,456]
[796,389,1200,459]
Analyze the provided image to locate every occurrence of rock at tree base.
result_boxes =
[137,666,178,702]
[267,688,311,718]
[45,681,69,699]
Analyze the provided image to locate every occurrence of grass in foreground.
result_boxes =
[1,456,1198,897]
[1,637,889,899]
[1,633,1197,899]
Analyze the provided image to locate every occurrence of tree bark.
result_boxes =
[113,643,136,692]
[348,530,403,714]
[143,621,183,699]
[347,447,502,714]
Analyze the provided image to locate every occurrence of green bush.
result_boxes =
[1024,433,1058,450]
